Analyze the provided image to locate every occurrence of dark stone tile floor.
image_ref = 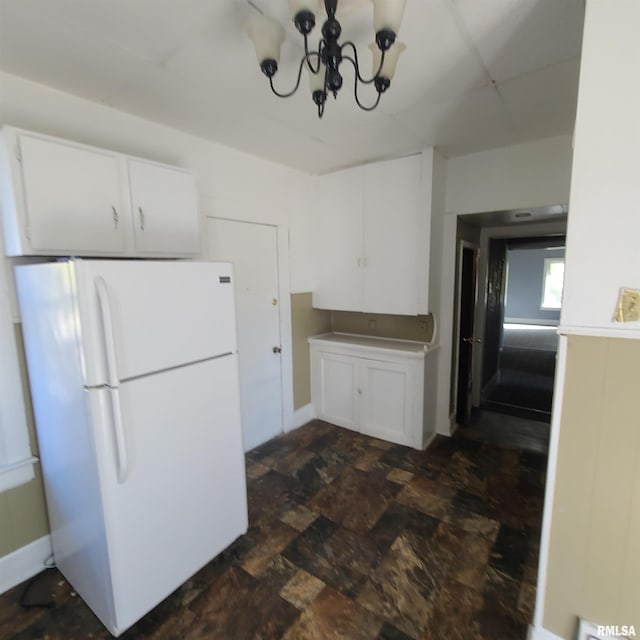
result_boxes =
[0,420,546,639]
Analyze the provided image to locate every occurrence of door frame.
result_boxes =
[452,240,479,426]
[205,216,294,438]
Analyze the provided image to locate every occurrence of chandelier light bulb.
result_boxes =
[372,0,407,35]
[369,40,406,80]
[245,13,286,70]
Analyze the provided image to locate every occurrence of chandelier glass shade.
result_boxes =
[245,0,407,118]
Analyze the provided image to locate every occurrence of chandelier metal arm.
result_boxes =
[340,41,386,85]
[342,56,383,112]
[268,51,320,99]
[303,34,324,74]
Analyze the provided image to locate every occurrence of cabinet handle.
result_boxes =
[357,387,363,395]
[112,206,119,229]
[138,206,145,231]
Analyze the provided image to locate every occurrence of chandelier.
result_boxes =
[246,0,407,118]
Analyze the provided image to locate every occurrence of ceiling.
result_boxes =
[0,0,585,174]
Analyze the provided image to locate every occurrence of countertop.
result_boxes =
[308,332,438,355]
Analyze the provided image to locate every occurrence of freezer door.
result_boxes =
[74,260,238,387]
[90,355,248,635]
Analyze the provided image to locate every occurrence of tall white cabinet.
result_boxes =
[309,333,438,450]
[0,127,200,258]
[312,153,431,315]
[312,166,364,311]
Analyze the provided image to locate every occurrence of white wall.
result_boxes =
[445,135,573,215]
[288,174,317,294]
[559,0,640,337]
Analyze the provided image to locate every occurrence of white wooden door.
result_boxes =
[207,219,283,451]
[313,351,360,431]
[18,133,125,254]
[128,159,200,256]
[311,166,364,311]
[360,358,413,446]
[363,155,422,314]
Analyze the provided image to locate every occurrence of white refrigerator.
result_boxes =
[15,259,248,637]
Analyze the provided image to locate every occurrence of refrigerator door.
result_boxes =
[73,260,238,387]
[89,354,247,635]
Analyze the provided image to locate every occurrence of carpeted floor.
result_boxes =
[1,419,546,640]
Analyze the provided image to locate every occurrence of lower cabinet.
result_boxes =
[309,334,438,450]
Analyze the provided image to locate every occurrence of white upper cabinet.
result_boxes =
[312,166,364,311]
[363,155,424,315]
[9,133,126,255]
[128,159,200,256]
[0,127,200,258]
[311,153,430,315]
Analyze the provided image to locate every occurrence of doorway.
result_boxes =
[207,218,284,451]
[481,236,565,421]
[448,208,567,452]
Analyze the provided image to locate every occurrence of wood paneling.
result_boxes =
[544,336,640,637]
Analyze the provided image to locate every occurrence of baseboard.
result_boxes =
[286,403,316,432]
[528,624,564,640]
[422,430,438,450]
[0,534,52,594]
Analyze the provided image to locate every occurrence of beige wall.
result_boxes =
[544,335,640,637]
[0,466,49,557]
[290,293,331,410]
[0,325,49,557]
[331,311,433,343]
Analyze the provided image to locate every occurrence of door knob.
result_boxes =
[462,337,474,343]
[272,346,282,354]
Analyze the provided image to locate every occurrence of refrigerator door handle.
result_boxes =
[95,276,129,483]
[108,387,129,483]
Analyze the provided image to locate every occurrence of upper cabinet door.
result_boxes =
[363,155,423,315]
[18,134,126,254]
[312,166,364,311]
[128,159,200,256]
